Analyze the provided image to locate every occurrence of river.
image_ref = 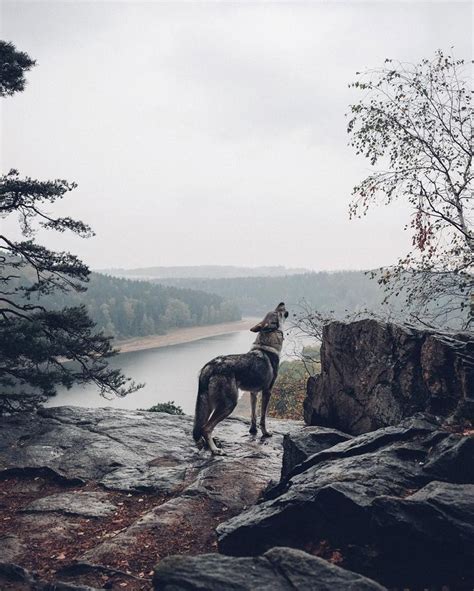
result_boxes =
[46,329,303,415]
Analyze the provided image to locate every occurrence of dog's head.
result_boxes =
[250,302,289,333]
[276,301,289,323]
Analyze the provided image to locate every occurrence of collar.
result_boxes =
[251,343,282,357]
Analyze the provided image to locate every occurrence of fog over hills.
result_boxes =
[98,266,310,280]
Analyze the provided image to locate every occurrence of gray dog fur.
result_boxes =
[193,303,288,455]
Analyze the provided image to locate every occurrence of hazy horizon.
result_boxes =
[1,1,471,271]
[96,263,349,273]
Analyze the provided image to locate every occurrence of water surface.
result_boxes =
[47,330,298,415]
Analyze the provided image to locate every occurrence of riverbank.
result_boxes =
[114,318,259,354]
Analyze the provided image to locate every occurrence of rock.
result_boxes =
[153,546,387,590]
[0,535,24,562]
[80,422,297,567]
[281,426,351,479]
[3,403,472,590]
[0,407,298,494]
[422,433,474,483]
[0,406,301,588]
[217,414,474,588]
[22,492,116,518]
[371,481,474,586]
[0,562,100,590]
[304,320,474,434]
[0,406,196,491]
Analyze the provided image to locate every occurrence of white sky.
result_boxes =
[1,1,472,271]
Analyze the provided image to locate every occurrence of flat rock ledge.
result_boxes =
[153,546,387,590]
[0,406,300,590]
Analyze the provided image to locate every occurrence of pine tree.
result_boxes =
[0,42,141,412]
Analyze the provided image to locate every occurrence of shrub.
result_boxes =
[269,353,321,420]
[141,401,184,415]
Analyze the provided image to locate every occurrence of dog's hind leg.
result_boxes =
[193,370,212,448]
[260,389,273,438]
[202,376,238,455]
[249,392,258,435]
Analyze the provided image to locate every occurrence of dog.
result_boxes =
[193,302,288,455]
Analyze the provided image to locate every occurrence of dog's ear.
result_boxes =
[250,322,263,333]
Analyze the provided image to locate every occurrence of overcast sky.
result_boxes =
[1,1,471,271]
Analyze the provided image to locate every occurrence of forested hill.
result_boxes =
[32,273,241,339]
[151,271,387,316]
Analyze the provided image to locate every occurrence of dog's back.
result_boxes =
[201,349,277,393]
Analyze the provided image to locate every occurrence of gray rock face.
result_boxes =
[153,546,387,591]
[23,492,116,518]
[281,427,351,479]
[304,320,474,434]
[217,415,474,588]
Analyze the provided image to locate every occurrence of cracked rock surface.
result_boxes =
[217,414,474,589]
[0,406,299,493]
[153,546,387,590]
[0,406,300,590]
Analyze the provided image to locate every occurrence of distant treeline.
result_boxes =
[99,265,309,279]
[19,273,241,339]
[151,271,387,316]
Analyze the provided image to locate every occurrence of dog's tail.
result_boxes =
[193,371,210,443]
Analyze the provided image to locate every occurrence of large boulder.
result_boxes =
[153,547,387,590]
[217,414,474,589]
[304,319,474,434]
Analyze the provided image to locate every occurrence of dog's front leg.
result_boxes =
[260,389,273,438]
[249,392,258,435]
